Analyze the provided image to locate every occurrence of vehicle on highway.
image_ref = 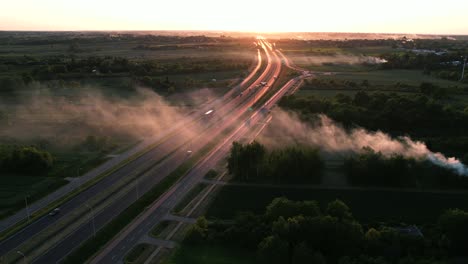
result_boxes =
[49,208,60,216]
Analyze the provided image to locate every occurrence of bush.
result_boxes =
[0,145,53,175]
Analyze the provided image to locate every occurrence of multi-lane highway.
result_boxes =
[0,39,299,264]
[91,39,288,264]
[0,43,264,261]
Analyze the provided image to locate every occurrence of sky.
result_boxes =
[1,0,467,34]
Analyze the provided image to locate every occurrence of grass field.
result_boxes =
[320,70,462,88]
[281,45,395,72]
[206,185,468,224]
[165,244,255,264]
[295,70,468,108]
[172,183,208,214]
[150,220,179,239]
[0,176,67,219]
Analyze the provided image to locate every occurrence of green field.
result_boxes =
[206,185,468,224]
[0,176,67,218]
[281,45,395,72]
[165,244,255,264]
[320,70,462,88]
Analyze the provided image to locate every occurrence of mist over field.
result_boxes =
[0,86,211,145]
[288,54,387,66]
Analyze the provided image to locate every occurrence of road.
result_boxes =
[91,41,304,264]
[30,39,280,264]
[0,43,266,262]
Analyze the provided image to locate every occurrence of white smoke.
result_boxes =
[260,110,468,176]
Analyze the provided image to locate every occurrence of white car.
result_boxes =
[49,208,60,216]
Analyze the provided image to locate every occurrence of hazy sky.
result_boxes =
[1,0,467,34]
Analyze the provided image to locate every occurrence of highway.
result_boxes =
[32,40,280,264]
[0,43,266,262]
[91,40,289,264]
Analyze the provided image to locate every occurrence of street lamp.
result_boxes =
[85,204,96,237]
[135,177,140,199]
[76,167,83,190]
[460,56,467,82]
[17,251,26,264]
[24,196,30,222]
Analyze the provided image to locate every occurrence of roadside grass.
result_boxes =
[204,169,218,180]
[206,185,468,224]
[0,131,176,243]
[150,221,178,239]
[172,183,208,215]
[164,243,255,264]
[0,176,67,219]
[1,148,176,264]
[124,243,156,264]
[0,140,136,221]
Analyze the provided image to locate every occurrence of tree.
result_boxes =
[438,209,468,255]
[365,228,383,255]
[326,199,353,221]
[258,235,289,264]
[266,197,320,221]
[292,242,326,264]
[1,146,53,175]
[184,216,208,244]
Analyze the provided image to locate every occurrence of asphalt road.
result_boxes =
[92,41,291,264]
[27,40,278,263]
[0,44,265,262]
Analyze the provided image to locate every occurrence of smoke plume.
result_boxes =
[259,110,468,176]
[290,54,387,66]
[0,86,210,146]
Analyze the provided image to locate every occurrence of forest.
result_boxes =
[184,197,468,264]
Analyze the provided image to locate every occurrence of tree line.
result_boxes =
[227,141,324,184]
[279,91,468,136]
[185,197,468,264]
[0,145,53,175]
[344,148,468,189]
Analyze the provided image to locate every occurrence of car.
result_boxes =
[49,208,60,216]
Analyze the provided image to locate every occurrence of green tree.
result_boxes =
[438,209,468,255]
[326,199,353,221]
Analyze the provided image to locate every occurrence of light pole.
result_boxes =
[24,196,30,222]
[17,251,26,264]
[85,204,96,237]
[76,167,82,190]
[135,177,140,199]
[460,56,467,82]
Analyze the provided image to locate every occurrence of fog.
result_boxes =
[259,110,468,176]
[290,54,387,66]
[0,86,212,146]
